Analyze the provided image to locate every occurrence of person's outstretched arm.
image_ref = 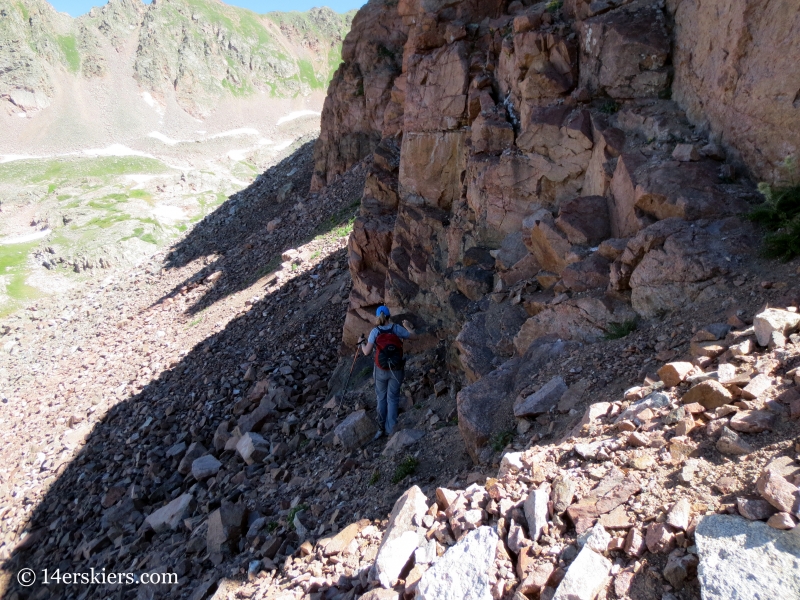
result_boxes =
[401,319,417,339]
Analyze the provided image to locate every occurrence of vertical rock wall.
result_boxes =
[667,0,800,183]
[319,0,770,460]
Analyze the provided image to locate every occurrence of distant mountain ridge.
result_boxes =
[0,0,353,117]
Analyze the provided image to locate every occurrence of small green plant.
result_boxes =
[290,263,298,271]
[265,521,279,533]
[748,182,800,260]
[546,0,563,13]
[355,81,365,97]
[490,430,514,452]
[599,99,619,114]
[310,250,321,261]
[331,217,356,239]
[604,319,638,340]
[392,456,419,484]
[288,503,309,529]
[187,316,203,328]
[368,470,381,486]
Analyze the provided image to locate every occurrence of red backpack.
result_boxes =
[374,326,405,370]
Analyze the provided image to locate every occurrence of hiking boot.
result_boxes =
[373,430,385,441]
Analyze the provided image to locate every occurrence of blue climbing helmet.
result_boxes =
[376,306,390,317]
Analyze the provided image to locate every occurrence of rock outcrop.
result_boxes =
[668,0,800,183]
[314,0,789,456]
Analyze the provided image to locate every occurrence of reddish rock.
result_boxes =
[624,527,646,557]
[729,410,775,433]
[682,380,733,410]
[561,254,611,292]
[672,144,700,162]
[766,513,797,530]
[566,502,599,534]
[578,1,671,99]
[737,497,778,521]
[529,210,579,275]
[658,362,695,388]
[741,374,773,400]
[645,522,676,554]
[555,196,611,245]
[757,469,800,515]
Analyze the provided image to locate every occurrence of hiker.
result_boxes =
[358,306,416,439]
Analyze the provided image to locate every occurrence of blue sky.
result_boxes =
[48,0,366,17]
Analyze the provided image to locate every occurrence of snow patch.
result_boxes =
[82,145,154,159]
[276,110,320,126]
[148,132,183,146]
[141,92,164,115]
[208,128,259,139]
[1,229,51,245]
[0,154,39,164]
[152,205,186,224]
[227,148,249,161]
[123,174,159,186]
[273,140,294,152]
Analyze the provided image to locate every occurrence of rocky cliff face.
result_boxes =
[0,0,353,116]
[314,0,800,461]
[668,0,800,183]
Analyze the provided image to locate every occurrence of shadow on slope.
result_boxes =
[0,245,353,600]
[158,136,365,316]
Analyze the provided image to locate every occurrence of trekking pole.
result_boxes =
[339,341,362,407]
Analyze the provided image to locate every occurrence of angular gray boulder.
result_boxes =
[371,485,428,588]
[695,514,800,599]
[416,526,498,600]
[335,409,378,449]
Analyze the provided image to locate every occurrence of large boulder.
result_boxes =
[514,295,636,354]
[552,546,612,600]
[610,218,755,318]
[561,254,611,292]
[528,209,583,275]
[335,410,378,449]
[416,526,498,600]
[458,338,573,463]
[695,514,800,599]
[611,157,752,230]
[454,302,529,383]
[370,486,428,588]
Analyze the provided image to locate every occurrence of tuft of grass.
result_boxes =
[599,99,619,114]
[288,503,309,529]
[546,0,563,13]
[391,456,419,484]
[604,319,638,340]
[747,183,800,260]
[187,316,204,329]
[265,520,279,533]
[57,35,80,73]
[368,470,380,486]
[490,430,514,452]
